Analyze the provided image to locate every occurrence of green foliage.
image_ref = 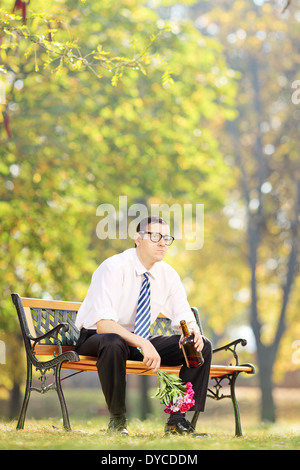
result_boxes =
[153,371,187,407]
[0,1,237,294]
[0,0,165,85]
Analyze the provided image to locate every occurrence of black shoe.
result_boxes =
[165,417,209,437]
[107,415,129,436]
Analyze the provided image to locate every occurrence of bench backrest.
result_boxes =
[12,293,196,349]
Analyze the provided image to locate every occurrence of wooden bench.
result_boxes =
[12,293,255,436]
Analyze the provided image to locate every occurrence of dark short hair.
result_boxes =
[136,216,167,233]
[135,216,168,247]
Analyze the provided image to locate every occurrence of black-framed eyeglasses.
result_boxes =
[138,231,175,246]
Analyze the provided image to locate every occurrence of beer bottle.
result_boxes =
[180,320,204,368]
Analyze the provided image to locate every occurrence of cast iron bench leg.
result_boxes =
[191,410,200,430]
[17,358,32,430]
[55,362,71,431]
[230,373,243,437]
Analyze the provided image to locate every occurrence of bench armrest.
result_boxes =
[212,338,248,366]
[29,323,69,356]
[191,307,204,335]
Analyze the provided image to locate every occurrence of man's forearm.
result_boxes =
[96,319,145,349]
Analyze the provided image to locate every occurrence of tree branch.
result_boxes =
[0,14,164,85]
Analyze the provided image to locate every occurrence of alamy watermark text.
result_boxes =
[95,196,204,250]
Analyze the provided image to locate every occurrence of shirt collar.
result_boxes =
[133,249,157,280]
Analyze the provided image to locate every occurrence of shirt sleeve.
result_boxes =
[161,272,196,330]
[75,260,123,330]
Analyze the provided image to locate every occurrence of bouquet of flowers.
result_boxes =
[153,370,195,414]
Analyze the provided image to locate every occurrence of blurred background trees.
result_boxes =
[0,0,299,423]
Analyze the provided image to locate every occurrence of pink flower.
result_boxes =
[162,382,195,414]
[179,403,191,412]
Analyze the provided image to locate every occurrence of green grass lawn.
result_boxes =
[1,386,299,450]
[1,418,300,450]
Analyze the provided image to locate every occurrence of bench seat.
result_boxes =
[34,343,254,377]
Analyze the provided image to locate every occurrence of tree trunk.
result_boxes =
[9,380,21,420]
[140,376,152,420]
[257,345,276,422]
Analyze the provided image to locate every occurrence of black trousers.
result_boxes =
[76,329,212,417]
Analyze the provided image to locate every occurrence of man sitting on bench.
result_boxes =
[75,216,212,436]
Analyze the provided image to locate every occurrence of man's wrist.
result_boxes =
[135,335,149,349]
[187,321,200,333]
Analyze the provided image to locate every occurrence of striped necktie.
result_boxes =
[134,272,151,340]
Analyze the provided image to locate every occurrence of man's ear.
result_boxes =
[134,232,141,247]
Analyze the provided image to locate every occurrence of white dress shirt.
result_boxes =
[75,248,196,332]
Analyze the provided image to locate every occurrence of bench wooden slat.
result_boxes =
[24,306,36,339]
[33,344,253,377]
[20,297,82,311]
[60,360,253,377]
[35,344,75,355]
[21,297,167,318]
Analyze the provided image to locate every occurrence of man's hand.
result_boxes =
[139,339,161,373]
[192,329,204,352]
[179,326,204,352]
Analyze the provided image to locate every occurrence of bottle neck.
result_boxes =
[180,321,190,338]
